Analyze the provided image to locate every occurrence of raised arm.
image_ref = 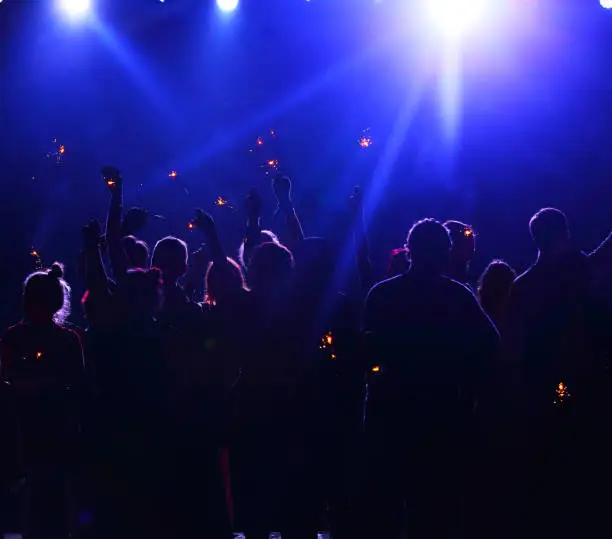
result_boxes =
[273,175,304,252]
[102,166,128,281]
[243,189,264,267]
[82,219,109,293]
[350,186,375,294]
[589,230,612,272]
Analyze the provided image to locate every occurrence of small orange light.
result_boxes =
[256,137,264,146]
[358,136,372,148]
[188,222,194,230]
[31,249,39,258]
[35,351,42,359]
[106,180,116,187]
[372,365,381,373]
[58,145,66,155]
[215,196,228,207]
[464,228,473,237]
[169,170,178,178]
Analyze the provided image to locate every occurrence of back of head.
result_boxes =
[477,259,516,311]
[238,229,279,269]
[407,219,451,275]
[529,207,570,253]
[122,235,149,269]
[248,242,295,295]
[205,257,247,305]
[152,236,188,282]
[23,262,71,325]
[444,220,476,264]
[115,268,162,320]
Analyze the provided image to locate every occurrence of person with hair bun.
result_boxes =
[0,262,85,539]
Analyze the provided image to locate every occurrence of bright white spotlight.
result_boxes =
[425,0,487,38]
[57,0,91,18]
[217,0,239,13]
[601,0,612,9]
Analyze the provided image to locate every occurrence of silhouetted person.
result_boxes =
[504,208,611,538]
[477,259,516,330]
[0,263,84,539]
[121,235,149,269]
[90,268,172,539]
[151,233,232,538]
[360,219,498,539]
[444,220,476,285]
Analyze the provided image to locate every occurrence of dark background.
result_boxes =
[1,0,611,329]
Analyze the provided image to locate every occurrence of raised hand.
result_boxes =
[272,174,292,206]
[194,209,216,236]
[122,207,148,236]
[245,189,263,221]
[101,166,121,191]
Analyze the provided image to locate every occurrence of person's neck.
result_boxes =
[409,264,441,278]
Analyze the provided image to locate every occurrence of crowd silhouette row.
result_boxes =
[1,169,612,539]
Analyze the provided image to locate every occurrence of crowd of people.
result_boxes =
[1,168,612,539]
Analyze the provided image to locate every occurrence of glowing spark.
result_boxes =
[58,145,66,155]
[169,170,178,178]
[372,365,381,373]
[554,381,571,405]
[358,135,373,148]
[267,159,279,168]
[35,351,43,359]
[215,196,228,207]
[464,228,473,237]
[30,249,40,258]
[331,354,337,360]
[188,222,195,230]
[106,180,116,187]
[270,129,276,136]
[256,137,264,146]
[326,333,333,345]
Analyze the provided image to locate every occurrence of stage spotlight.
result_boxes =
[601,0,612,9]
[57,0,92,18]
[217,0,239,13]
[424,0,487,38]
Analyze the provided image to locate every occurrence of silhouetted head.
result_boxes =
[529,207,570,253]
[205,257,247,305]
[152,236,188,283]
[238,229,279,269]
[122,235,149,269]
[477,259,516,326]
[114,268,162,320]
[387,248,410,278]
[406,219,451,275]
[293,237,335,296]
[248,242,295,296]
[23,262,71,325]
[444,220,476,277]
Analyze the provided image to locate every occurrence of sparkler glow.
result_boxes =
[169,170,178,178]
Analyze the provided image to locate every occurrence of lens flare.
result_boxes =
[217,0,238,12]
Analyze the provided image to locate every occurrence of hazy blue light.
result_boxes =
[217,0,239,12]
[57,0,92,18]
